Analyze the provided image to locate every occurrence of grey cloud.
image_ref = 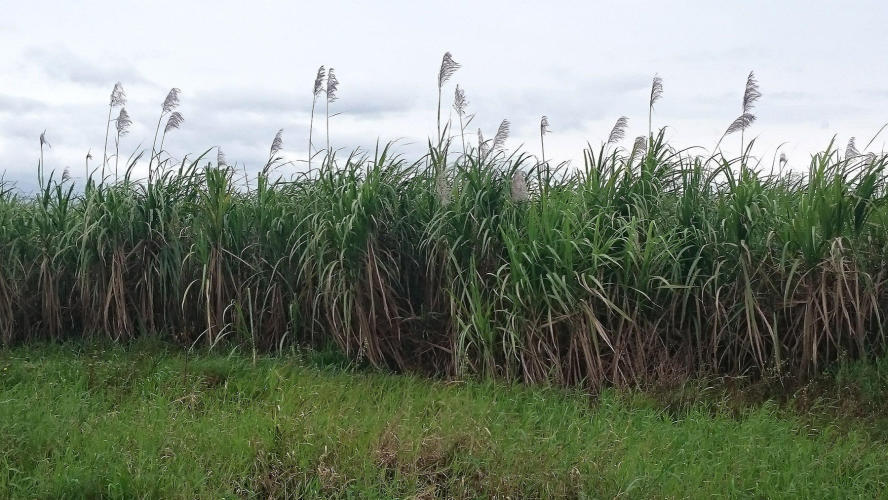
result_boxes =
[19,45,148,86]
[338,88,420,117]
[0,94,47,114]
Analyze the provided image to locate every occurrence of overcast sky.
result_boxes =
[1,0,886,189]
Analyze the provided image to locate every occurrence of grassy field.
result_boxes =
[2,342,888,498]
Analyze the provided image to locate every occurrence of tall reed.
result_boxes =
[325,68,339,153]
[309,66,326,169]
[648,75,663,140]
[437,52,460,141]
[149,88,182,178]
[103,83,126,178]
[113,108,132,181]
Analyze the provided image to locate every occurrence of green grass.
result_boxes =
[2,342,887,498]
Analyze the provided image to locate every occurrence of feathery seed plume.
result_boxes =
[725,113,755,135]
[453,85,468,116]
[541,115,550,135]
[164,111,184,133]
[633,135,647,157]
[270,129,284,156]
[607,116,629,144]
[116,108,132,135]
[438,52,460,89]
[846,137,859,158]
[511,170,530,202]
[326,69,339,103]
[313,66,326,97]
[492,119,510,151]
[650,75,664,108]
[742,71,761,113]
[779,152,787,168]
[39,130,51,149]
[110,82,126,107]
[61,167,70,182]
[217,147,227,167]
[162,88,181,113]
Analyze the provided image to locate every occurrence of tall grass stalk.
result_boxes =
[326,68,339,153]
[540,115,550,178]
[454,85,469,156]
[114,108,132,181]
[649,75,663,140]
[309,66,326,169]
[38,130,49,187]
[437,52,459,141]
[740,71,761,154]
[103,83,126,180]
[149,88,181,179]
